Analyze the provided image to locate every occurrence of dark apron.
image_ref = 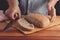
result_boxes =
[0,0,27,15]
[55,0,60,15]
[18,0,48,15]
[18,0,28,15]
[0,0,9,11]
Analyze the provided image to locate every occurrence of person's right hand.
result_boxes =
[5,6,21,20]
[47,3,56,22]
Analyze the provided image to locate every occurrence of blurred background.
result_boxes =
[55,0,60,15]
[0,0,60,15]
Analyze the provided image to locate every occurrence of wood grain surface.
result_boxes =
[0,16,60,40]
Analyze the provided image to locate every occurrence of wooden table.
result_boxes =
[0,16,60,40]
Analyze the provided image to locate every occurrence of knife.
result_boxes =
[3,13,19,32]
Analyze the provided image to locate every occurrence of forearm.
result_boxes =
[7,0,18,7]
[48,0,59,6]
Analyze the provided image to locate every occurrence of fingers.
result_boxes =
[47,4,51,12]
[12,10,21,20]
[5,9,13,20]
[51,7,56,15]
[51,15,56,22]
[47,3,56,22]
[17,10,21,18]
[50,7,56,22]
[5,7,21,20]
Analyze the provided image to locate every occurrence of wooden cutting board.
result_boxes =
[0,16,60,36]
[12,16,60,35]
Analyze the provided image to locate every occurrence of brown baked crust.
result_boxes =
[24,13,50,28]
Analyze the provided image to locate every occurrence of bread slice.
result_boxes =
[14,18,34,31]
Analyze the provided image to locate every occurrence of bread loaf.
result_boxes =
[25,14,50,28]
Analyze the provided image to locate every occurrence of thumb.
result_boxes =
[50,7,56,22]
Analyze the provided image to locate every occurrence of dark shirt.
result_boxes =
[18,0,48,15]
[0,0,8,11]
[0,0,59,15]
[55,0,60,15]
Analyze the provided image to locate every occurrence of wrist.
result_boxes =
[9,3,18,7]
[9,5,19,9]
[7,0,19,8]
[48,0,59,6]
[48,3,54,7]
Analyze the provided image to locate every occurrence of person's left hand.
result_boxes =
[47,3,56,22]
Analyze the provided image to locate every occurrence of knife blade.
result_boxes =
[3,20,15,32]
[3,13,19,32]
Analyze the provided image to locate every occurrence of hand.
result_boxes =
[0,10,8,21]
[47,4,56,22]
[5,6,21,20]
